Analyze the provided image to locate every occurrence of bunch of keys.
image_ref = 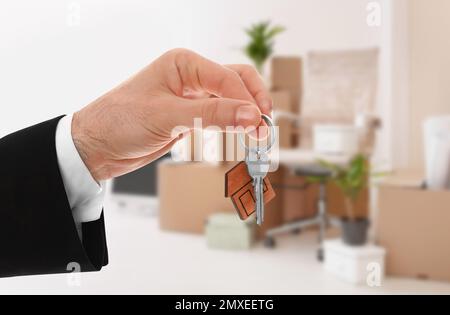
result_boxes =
[225,115,276,226]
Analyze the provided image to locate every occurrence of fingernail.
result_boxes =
[235,105,259,127]
[260,100,273,113]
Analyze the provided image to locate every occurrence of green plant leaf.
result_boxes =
[244,21,285,73]
[315,154,370,203]
[266,26,286,40]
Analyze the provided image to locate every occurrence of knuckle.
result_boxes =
[203,99,219,125]
[216,70,238,94]
[244,64,258,74]
[227,70,242,83]
[165,48,194,63]
[240,64,260,77]
[168,48,191,56]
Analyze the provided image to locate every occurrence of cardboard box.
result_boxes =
[281,171,318,222]
[261,168,284,237]
[376,171,450,282]
[159,162,233,234]
[277,119,296,149]
[272,90,298,149]
[206,213,256,250]
[159,162,284,236]
[271,57,303,114]
[271,90,291,112]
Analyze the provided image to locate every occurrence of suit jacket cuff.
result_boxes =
[0,116,108,277]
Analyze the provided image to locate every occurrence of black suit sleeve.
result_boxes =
[0,116,108,278]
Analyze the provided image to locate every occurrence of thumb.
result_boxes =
[176,97,262,130]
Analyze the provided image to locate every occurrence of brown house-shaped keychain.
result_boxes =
[225,161,276,221]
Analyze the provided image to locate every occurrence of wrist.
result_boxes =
[71,111,110,182]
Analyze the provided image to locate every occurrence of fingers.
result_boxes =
[171,49,255,104]
[172,97,262,131]
[164,49,273,133]
[225,64,273,115]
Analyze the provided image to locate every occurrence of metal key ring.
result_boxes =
[239,114,276,154]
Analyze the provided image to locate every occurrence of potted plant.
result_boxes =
[244,21,285,74]
[310,154,371,246]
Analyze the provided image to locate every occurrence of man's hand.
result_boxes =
[72,49,272,181]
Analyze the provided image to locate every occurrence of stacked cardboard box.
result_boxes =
[271,57,303,114]
[280,170,318,222]
[377,171,450,282]
[159,161,283,238]
[271,57,303,148]
[159,162,233,234]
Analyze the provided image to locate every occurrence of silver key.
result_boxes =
[239,114,276,226]
[246,149,270,225]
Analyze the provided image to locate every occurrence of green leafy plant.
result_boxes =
[244,21,285,74]
[308,154,370,221]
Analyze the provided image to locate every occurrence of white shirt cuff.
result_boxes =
[55,115,105,233]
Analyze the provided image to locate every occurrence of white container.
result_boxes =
[206,213,255,250]
[424,116,450,190]
[324,239,386,285]
[313,124,359,155]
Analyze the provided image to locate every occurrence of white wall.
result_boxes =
[0,0,382,137]
[408,0,450,169]
[378,0,411,170]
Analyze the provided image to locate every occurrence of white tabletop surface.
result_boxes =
[277,149,352,168]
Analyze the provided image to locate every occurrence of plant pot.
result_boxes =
[341,218,370,246]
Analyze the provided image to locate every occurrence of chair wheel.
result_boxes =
[317,249,324,262]
[264,237,276,249]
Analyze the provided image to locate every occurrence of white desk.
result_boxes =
[277,149,352,168]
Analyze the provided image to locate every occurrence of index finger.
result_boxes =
[172,49,256,104]
[225,64,273,116]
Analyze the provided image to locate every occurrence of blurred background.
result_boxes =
[1,0,450,294]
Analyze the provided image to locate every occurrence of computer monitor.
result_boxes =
[110,154,171,216]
